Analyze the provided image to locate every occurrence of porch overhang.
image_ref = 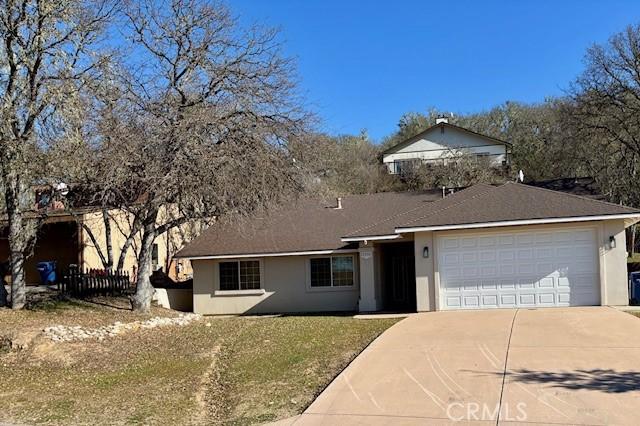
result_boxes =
[341,234,404,243]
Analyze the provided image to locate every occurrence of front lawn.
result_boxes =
[0,297,399,425]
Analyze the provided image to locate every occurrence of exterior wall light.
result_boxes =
[609,236,616,249]
[423,246,429,258]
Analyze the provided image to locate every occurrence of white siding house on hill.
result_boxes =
[382,119,511,174]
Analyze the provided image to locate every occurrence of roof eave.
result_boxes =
[394,213,640,233]
[382,122,511,156]
[340,234,404,243]
[175,247,360,260]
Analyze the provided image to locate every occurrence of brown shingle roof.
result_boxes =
[396,182,639,231]
[177,183,640,258]
[343,184,495,239]
[175,190,444,258]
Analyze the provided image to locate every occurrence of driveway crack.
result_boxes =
[496,309,519,425]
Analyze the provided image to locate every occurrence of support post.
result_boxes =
[358,246,378,312]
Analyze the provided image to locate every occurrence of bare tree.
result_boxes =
[0,0,115,308]
[93,0,308,312]
[290,131,399,196]
[399,150,504,191]
[565,23,640,208]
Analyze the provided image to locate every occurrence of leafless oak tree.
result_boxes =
[92,0,308,311]
[0,0,115,308]
[565,23,640,208]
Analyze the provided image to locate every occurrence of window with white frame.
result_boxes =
[219,260,261,290]
[310,255,355,288]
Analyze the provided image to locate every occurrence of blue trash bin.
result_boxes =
[630,271,640,303]
[36,261,57,285]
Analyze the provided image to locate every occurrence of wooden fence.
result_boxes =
[59,267,131,297]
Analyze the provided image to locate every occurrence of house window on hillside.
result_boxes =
[219,260,261,290]
[310,256,355,288]
[393,159,422,176]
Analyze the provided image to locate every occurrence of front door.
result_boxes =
[383,242,416,311]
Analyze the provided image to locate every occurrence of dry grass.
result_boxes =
[0,297,399,425]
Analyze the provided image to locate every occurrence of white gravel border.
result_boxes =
[44,313,202,342]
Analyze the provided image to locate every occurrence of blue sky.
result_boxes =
[232,0,640,142]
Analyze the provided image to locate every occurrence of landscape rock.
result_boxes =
[43,313,202,342]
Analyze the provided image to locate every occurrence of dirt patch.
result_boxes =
[191,345,222,425]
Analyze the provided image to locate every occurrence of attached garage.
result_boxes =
[436,226,600,310]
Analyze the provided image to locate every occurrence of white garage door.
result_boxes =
[437,227,600,310]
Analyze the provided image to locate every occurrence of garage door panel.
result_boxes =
[462,252,477,263]
[479,251,496,262]
[482,294,498,307]
[481,281,497,290]
[535,248,554,259]
[461,238,477,248]
[445,296,461,308]
[499,293,517,307]
[463,282,478,291]
[537,293,555,305]
[518,264,535,274]
[464,295,480,307]
[519,293,536,305]
[500,264,516,275]
[480,265,498,277]
[438,227,600,310]
[517,234,534,245]
[536,262,555,274]
[538,277,554,288]
[535,233,554,244]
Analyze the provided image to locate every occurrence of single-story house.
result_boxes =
[175,183,640,315]
[382,119,511,174]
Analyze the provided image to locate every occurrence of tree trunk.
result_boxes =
[3,171,28,310]
[117,216,141,272]
[0,281,7,307]
[131,215,157,312]
[9,234,26,310]
[102,209,114,269]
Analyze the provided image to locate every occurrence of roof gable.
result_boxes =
[382,122,511,156]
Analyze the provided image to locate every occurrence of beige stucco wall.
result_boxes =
[413,220,631,311]
[413,231,435,311]
[80,209,198,281]
[600,219,629,305]
[192,254,360,315]
[154,287,193,312]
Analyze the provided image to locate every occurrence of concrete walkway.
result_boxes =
[291,307,640,425]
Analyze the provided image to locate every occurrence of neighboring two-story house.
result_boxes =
[382,118,511,174]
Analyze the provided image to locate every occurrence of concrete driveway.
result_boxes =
[291,307,640,425]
